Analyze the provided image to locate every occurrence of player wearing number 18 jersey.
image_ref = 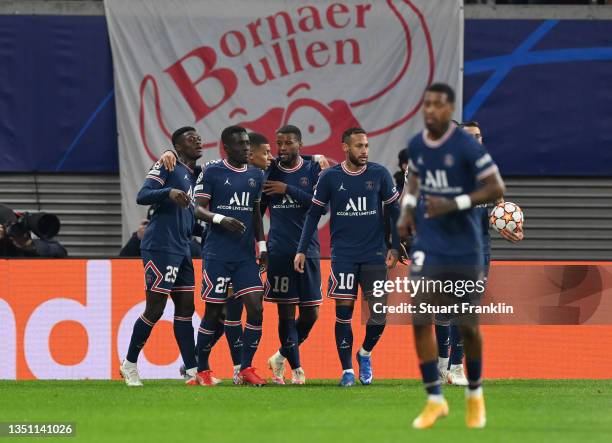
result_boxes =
[295,127,401,387]
[120,126,203,387]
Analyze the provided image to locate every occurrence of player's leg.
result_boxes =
[356,262,388,385]
[447,322,467,385]
[264,256,299,384]
[232,260,266,386]
[121,252,173,386]
[224,291,244,384]
[434,315,451,379]
[290,304,319,384]
[410,251,448,429]
[169,256,198,383]
[328,261,359,387]
[194,259,229,385]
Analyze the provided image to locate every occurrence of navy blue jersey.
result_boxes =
[194,159,264,261]
[137,160,199,255]
[265,157,321,258]
[406,123,499,256]
[300,161,399,263]
[475,204,491,254]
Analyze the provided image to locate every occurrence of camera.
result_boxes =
[0,204,61,241]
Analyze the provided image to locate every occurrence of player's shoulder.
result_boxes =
[366,162,388,172]
[203,159,224,170]
[302,157,321,175]
[146,160,168,178]
[318,163,342,180]
[247,164,265,178]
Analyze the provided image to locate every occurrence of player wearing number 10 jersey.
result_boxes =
[120,126,203,387]
[295,127,401,387]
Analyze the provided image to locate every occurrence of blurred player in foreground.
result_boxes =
[295,127,401,387]
[435,121,524,386]
[120,126,203,387]
[398,83,505,428]
[263,125,323,385]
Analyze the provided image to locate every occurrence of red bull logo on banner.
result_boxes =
[105,0,462,241]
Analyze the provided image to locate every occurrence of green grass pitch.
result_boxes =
[1,380,611,442]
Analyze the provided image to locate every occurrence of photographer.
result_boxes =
[0,206,67,258]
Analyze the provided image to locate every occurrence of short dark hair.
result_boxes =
[425,83,455,104]
[398,147,410,167]
[342,127,367,144]
[221,125,247,146]
[248,132,269,147]
[461,120,480,129]
[277,125,302,142]
[171,126,195,147]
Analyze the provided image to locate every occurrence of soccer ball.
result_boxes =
[489,201,524,233]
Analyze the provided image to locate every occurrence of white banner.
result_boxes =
[105,0,463,240]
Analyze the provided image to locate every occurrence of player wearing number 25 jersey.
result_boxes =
[121,126,203,388]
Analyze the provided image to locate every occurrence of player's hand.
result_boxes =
[0,224,5,241]
[500,225,524,243]
[136,219,149,240]
[397,210,416,240]
[386,248,399,269]
[425,195,458,218]
[294,253,306,274]
[219,216,246,234]
[169,189,190,208]
[263,180,287,195]
[160,150,177,171]
[314,154,331,170]
[258,251,268,272]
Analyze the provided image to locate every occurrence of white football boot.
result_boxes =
[120,360,143,387]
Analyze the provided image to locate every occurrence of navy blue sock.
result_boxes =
[362,324,385,353]
[296,316,316,346]
[241,320,262,370]
[278,318,300,369]
[449,325,464,366]
[335,305,353,370]
[419,360,442,395]
[126,315,155,363]
[196,319,218,372]
[435,323,450,359]
[173,316,196,370]
[211,320,225,347]
[466,359,482,390]
[225,297,244,366]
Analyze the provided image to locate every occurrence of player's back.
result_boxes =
[407,124,498,256]
[140,161,198,255]
[196,160,263,262]
[266,157,320,258]
[314,161,398,263]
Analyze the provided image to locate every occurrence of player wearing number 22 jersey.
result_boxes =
[296,127,401,388]
[193,125,268,387]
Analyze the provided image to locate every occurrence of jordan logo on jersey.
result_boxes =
[224,178,231,186]
[338,182,346,191]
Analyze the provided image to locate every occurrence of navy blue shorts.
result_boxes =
[201,259,264,304]
[141,249,195,296]
[264,256,322,306]
[327,259,387,301]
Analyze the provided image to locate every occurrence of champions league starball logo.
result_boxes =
[138,1,435,163]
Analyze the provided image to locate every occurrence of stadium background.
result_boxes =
[1,1,611,380]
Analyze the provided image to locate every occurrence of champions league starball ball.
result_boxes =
[490,201,524,233]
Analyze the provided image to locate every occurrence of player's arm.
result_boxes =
[136,162,189,208]
[193,170,245,233]
[252,200,268,271]
[397,161,420,241]
[294,172,329,273]
[425,145,506,218]
[381,168,401,268]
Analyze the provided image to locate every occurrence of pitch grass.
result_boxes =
[1,380,611,443]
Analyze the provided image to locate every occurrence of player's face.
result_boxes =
[249,144,272,170]
[178,131,203,160]
[463,126,483,144]
[343,133,369,166]
[423,91,454,134]
[224,132,251,164]
[276,132,302,166]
